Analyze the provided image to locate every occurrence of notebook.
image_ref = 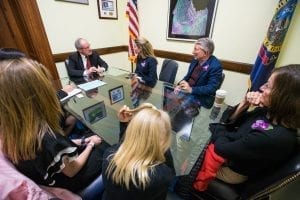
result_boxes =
[59,88,82,103]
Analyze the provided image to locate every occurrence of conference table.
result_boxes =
[62,67,226,176]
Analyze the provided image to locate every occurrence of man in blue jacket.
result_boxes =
[175,38,223,109]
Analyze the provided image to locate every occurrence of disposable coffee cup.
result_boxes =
[214,89,227,107]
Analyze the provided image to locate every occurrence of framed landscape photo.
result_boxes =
[97,0,118,19]
[83,101,107,124]
[109,85,124,104]
[56,0,89,5]
[167,0,219,41]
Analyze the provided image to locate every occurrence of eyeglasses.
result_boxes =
[194,46,207,54]
[81,45,90,50]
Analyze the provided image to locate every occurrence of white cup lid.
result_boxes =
[216,89,227,97]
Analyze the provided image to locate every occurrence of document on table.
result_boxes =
[78,80,107,91]
[60,88,82,103]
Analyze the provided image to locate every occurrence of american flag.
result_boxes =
[126,0,139,62]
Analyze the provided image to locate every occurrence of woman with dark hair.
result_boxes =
[208,65,299,184]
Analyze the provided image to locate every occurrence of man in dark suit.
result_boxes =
[67,38,108,82]
[174,38,223,109]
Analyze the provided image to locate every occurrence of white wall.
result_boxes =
[139,0,300,105]
[37,0,127,52]
[37,0,300,105]
[37,0,131,83]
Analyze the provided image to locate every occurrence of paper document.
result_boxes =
[78,80,107,91]
[60,88,82,103]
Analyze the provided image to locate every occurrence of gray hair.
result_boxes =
[74,38,83,50]
[195,37,215,55]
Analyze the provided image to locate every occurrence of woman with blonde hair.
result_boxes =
[0,58,106,199]
[133,37,158,88]
[102,103,175,200]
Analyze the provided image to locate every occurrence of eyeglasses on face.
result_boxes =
[81,44,90,50]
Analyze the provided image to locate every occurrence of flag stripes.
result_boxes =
[126,0,139,62]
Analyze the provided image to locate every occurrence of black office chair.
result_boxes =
[64,58,69,69]
[175,132,300,200]
[218,73,225,89]
[159,59,179,84]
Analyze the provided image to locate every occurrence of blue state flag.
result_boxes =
[250,0,298,91]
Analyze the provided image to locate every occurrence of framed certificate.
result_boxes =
[97,0,118,19]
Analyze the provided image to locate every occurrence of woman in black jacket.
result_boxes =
[210,65,299,184]
[102,103,175,200]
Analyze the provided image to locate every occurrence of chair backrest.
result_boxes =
[159,59,178,84]
[65,59,69,68]
[218,73,225,89]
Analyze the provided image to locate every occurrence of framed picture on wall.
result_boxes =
[167,0,219,41]
[56,0,89,5]
[97,0,118,19]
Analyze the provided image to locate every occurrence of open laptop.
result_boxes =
[82,101,107,124]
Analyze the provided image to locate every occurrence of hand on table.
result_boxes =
[96,66,106,77]
[96,66,106,73]
[87,66,98,75]
[174,80,192,94]
[62,84,75,93]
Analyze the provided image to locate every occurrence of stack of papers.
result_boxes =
[78,80,107,91]
[60,88,82,103]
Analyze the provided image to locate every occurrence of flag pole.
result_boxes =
[127,0,139,74]
[131,61,134,73]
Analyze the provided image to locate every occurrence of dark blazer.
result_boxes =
[134,56,158,88]
[182,56,223,109]
[210,107,297,177]
[67,51,108,79]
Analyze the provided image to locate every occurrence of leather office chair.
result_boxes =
[64,58,69,68]
[166,191,183,200]
[175,133,300,200]
[159,59,179,84]
[218,73,225,89]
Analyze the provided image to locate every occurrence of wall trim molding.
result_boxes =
[53,45,252,74]
[53,45,127,62]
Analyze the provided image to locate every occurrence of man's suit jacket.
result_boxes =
[67,51,108,79]
[182,56,223,109]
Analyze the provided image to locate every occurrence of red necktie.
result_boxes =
[188,63,202,86]
[86,56,92,69]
